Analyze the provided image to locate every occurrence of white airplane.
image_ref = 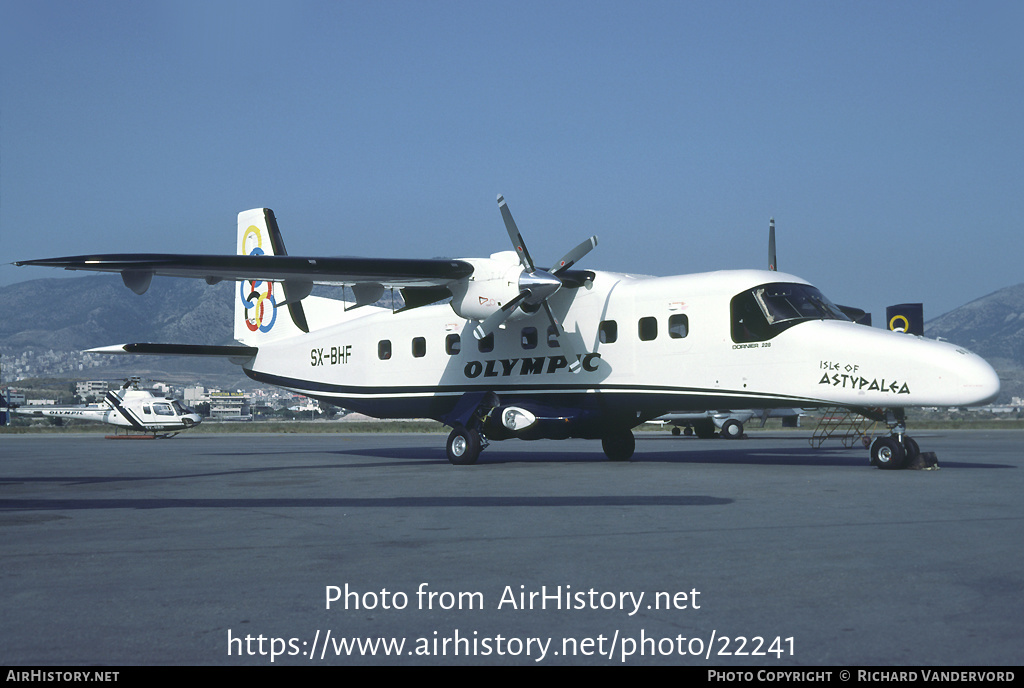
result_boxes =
[12,379,202,437]
[15,196,1000,466]
[655,408,806,439]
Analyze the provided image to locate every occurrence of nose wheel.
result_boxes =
[869,409,922,470]
[870,436,906,469]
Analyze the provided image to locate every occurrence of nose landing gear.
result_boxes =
[868,409,924,470]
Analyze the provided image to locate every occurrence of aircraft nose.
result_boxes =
[958,351,1000,406]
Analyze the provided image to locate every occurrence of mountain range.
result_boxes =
[924,282,1024,403]
[4,274,1023,401]
[2,275,240,387]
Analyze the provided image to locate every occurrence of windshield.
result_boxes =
[754,283,848,324]
[732,282,850,343]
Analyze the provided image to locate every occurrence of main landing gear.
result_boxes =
[443,393,639,465]
[446,425,486,465]
[867,408,922,470]
[445,424,638,464]
[601,429,635,461]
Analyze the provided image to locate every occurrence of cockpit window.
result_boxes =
[731,282,849,343]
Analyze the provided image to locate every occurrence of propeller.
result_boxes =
[474,195,598,373]
[768,217,777,271]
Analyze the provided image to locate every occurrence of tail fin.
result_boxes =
[234,208,311,345]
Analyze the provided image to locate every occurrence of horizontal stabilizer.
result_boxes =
[838,304,871,326]
[88,343,258,360]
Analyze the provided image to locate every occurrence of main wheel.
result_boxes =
[602,430,635,461]
[720,419,743,439]
[870,436,907,470]
[446,426,481,465]
[694,419,717,439]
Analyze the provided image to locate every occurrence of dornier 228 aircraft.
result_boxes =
[16,196,1000,466]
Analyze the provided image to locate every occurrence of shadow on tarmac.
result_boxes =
[0,494,732,511]
[330,437,1015,469]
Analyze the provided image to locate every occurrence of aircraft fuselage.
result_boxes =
[245,268,999,438]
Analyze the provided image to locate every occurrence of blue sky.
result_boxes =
[2,1,1021,324]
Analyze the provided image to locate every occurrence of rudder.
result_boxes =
[234,208,310,345]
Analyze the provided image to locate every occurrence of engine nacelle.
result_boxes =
[449,253,525,321]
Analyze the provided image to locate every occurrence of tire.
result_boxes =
[871,436,907,470]
[720,419,743,439]
[602,430,635,461]
[446,426,481,465]
[694,419,717,439]
[902,436,920,464]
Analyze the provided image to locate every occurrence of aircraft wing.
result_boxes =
[14,253,474,289]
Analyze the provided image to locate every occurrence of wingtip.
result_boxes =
[85,344,131,354]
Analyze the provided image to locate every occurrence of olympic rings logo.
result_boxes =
[239,225,277,333]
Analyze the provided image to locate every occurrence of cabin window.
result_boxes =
[521,327,538,350]
[547,325,561,348]
[378,340,392,360]
[599,320,617,344]
[153,403,174,416]
[478,333,494,353]
[445,334,461,355]
[142,405,152,414]
[638,317,658,341]
[412,337,427,358]
[669,314,689,339]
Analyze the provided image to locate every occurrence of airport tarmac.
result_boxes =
[1,429,1021,666]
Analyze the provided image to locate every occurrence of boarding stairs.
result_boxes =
[809,407,879,449]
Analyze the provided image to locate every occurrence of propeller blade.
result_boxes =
[490,194,591,373]
[768,217,777,271]
[497,194,536,272]
[473,291,528,340]
[541,301,582,373]
[542,301,564,339]
[551,236,598,275]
